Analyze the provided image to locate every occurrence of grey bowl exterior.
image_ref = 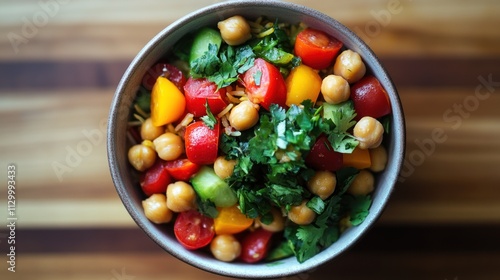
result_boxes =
[107,0,405,278]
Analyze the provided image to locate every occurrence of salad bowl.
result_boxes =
[107,0,405,278]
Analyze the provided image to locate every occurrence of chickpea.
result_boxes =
[153,132,184,161]
[321,75,350,104]
[140,117,164,141]
[142,193,173,224]
[307,170,337,200]
[333,50,366,84]
[370,145,388,172]
[217,15,252,46]
[339,215,352,233]
[228,101,259,131]
[288,200,316,225]
[210,234,241,262]
[257,208,285,232]
[347,170,375,196]
[353,116,384,149]
[166,181,196,212]
[214,156,237,179]
[275,146,302,163]
[128,144,156,171]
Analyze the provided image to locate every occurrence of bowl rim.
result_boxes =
[107,0,406,278]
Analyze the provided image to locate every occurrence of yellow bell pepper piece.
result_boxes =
[151,76,186,127]
[214,204,254,235]
[285,64,322,106]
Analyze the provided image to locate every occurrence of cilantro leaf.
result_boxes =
[189,44,256,89]
[323,101,359,153]
[306,196,326,214]
[346,195,372,226]
[285,167,359,263]
[196,195,218,218]
[200,100,217,129]
[190,43,220,77]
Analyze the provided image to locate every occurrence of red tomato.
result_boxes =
[184,121,220,165]
[174,210,215,250]
[241,58,287,111]
[350,75,392,120]
[142,62,187,91]
[140,159,171,196]
[164,158,201,181]
[305,135,343,172]
[294,28,343,70]
[184,77,228,117]
[240,228,274,263]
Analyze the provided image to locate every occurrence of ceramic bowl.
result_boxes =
[107,0,405,278]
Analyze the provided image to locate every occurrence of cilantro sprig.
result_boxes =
[219,100,370,263]
[177,19,300,89]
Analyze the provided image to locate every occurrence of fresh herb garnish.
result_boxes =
[201,99,217,129]
[195,195,218,218]
[323,101,359,153]
[285,167,360,263]
[182,19,300,89]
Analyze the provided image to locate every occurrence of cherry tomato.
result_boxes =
[305,135,343,172]
[164,158,201,181]
[184,77,228,117]
[174,210,215,250]
[240,228,274,263]
[241,58,287,111]
[142,62,187,91]
[184,121,220,165]
[294,28,343,70]
[140,159,171,197]
[350,75,392,120]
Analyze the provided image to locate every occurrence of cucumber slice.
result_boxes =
[191,166,237,207]
[189,27,222,63]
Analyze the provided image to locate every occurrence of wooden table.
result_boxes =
[1,0,499,279]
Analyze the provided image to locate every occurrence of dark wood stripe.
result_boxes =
[15,224,500,254]
[0,57,499,91]
[0,61,129,91]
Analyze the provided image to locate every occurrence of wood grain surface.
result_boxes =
[0,0,499,279]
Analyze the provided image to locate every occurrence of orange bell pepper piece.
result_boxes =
[214,204,254,235]
[151,76,186,127]
[343,147,371,169]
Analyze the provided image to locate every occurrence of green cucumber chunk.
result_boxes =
[189,27,222,63]
[191,166,237,207]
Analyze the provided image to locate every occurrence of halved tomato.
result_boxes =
[305,135,343,172]
[241,58,287,111]
[184,121,220,165]
[350,75,391,120]
[174,210,215,250]
[184,77,228,117]
[140,159,171,197]
[164,158,201,181]
[294,28,343,70]
[239,228,274,263]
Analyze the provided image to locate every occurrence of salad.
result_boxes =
[127,15,392,264]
